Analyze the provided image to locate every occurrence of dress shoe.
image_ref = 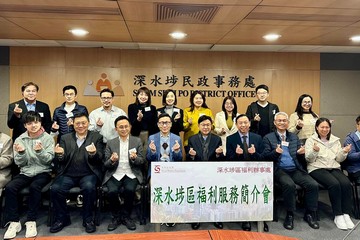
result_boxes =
[304,213,319,229]
[122,217,136,231]
[191,223,200,230]
[214,222,223,229]
[84,220,96,233]
[50,218,71,233]
[108,217,121,231]
[242,222,251,231]
[263,222,269,232]
[283,214,294,230]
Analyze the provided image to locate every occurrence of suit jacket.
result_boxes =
[54,131,105,181]
[246,101,279,137]
[103,136,145,184]
[186,133,224,161]
[146,132,182,162]
[157,106,184,135]
[8,99,52,141]
[226,132,263,161]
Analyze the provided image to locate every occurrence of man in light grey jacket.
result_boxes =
[103,115,145,231]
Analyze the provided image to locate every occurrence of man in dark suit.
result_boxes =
[187,115,224,230]
[226,114,267,232]
[102,115,145,231]
[50,112,105,234]
[7,82,52,142]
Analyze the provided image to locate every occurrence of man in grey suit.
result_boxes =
[103,115,145,231]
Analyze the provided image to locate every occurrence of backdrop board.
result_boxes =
[150,161,273,223]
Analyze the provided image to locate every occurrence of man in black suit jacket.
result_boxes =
[186,115,224,230]
[7,82,52,142]
[226,114,267,232]
[50,112,105,234]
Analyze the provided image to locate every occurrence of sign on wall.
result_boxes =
[150,161,273,223]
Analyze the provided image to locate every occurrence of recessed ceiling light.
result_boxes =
[263,34,281,41]
[350,35,360,42]
[69,28,89,37]
[169,32,187,40]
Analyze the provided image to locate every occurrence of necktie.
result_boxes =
[242,135,250,160]
[281,134,285,141]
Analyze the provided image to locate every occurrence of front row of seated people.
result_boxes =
[1,110,359,239]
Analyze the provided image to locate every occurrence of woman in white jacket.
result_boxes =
[305,117,354,230]
[214,96,239,156]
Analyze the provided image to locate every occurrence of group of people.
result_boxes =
[0,81,359,239]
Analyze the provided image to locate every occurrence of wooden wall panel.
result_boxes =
[9,47,320,125]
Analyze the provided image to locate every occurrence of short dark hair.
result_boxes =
[21,82,39,92]
[114,115,130,127]
[255,84,269,93]
[73,112,89,121]
[22,111,42,124]
[162,89,177,106]
[100,88,114,97]
[158,113,171,122]
[235,114,249,123]
[62,85,77,95]
[198,115,212,124]
[356,115,360,124]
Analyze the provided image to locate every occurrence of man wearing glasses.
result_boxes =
[187,115,224,230]
[147,113,183,178]
[50,112,105,233]
[52,85,88,143]
[89,88,127,143]
[246,84,279,137]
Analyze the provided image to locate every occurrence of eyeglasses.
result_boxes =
[158,121,171,126]
[225,102,234,106]
[101,97,113,101]
[257,91,268,95]
[74,121,88,126]
[199,123,212,127]
[275,119,288,123]
[117,125,129,130]
[64,93,75,97]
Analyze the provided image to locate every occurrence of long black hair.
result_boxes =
[294,94,318,120]
[221,96,237,120]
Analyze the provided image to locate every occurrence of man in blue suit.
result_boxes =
[146,113,182,178]
[226,114,266,232]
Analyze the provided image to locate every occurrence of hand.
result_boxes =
[129,151,137,160]
[149,140,156,152]
[188,118,193,125]
[296,119,304,128]
[110,152,119,162]
[96,118,104,127]
[297,145,305,154]
[275,144,283,154]
[221,128,226,135]
[52,121,59,130]
[248,144,256,154]
[85,142,97,154]
[215,146,223,154]
[343,144,352,153]
[14,143,25,153]
[137,110,143,121]
[189,147,196,157]
[34,141,43,151]
[67,118,74,126]
[14,103,22,117]
[254,113,261,122]
[235,144,243,155]
[313,142,320,152]
[174,113,181,120]
[172,140,180,152]
[54,143,64,155]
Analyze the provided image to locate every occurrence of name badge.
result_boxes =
[281,141,289,147]
[66,112,74,118]
[39,112,44,117]
[273,110,276,114]
[174,108,180,113]
[145,107,151,112]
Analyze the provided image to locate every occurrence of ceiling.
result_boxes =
[1,0,360,52]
